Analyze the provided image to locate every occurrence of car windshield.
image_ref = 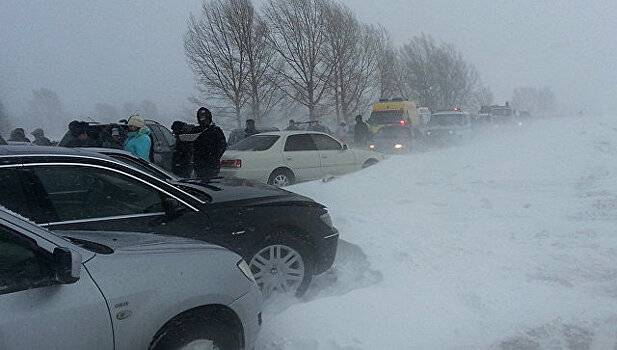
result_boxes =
[228,135,279,151]
[368,110,404,124]
[374,127,410,139]
[428,114,468,127]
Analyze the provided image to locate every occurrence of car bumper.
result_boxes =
[230,286,263,350]
[313,228,339,275]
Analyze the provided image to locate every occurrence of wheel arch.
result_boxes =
[149,304,244,350]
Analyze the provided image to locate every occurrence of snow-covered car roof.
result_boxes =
[254,130,333,137]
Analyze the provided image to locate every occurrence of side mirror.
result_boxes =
[163,197,184,218]
[52,247,81,284]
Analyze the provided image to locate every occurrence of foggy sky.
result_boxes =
[1,0,616,123]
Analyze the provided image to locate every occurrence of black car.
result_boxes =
[58,119,176,171]
[368,126,414,153]
[0,146,339,296]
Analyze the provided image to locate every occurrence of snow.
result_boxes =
[258,115,617,349]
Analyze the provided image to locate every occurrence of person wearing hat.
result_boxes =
[8,128,31,143]
[124,115,152,161]
[353,114,371,147]
[193,107,227,179]
[31,128,53,146]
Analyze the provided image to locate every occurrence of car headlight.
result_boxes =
[369,144,376,150]
[394,144,403,149]
[320,212,334,228]
[237,260,256,284]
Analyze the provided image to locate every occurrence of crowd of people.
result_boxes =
[2,107,375,180]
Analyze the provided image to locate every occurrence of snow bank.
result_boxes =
[258,115,617,349]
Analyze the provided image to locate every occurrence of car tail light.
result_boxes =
[399,120,406,126]
[221,159,242,168]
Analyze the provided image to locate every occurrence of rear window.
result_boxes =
[428,114,468,127]
[229,135,280,151]
[368,111,404,125]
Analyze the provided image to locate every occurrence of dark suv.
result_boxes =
[58,119,176,171]
[0,146,339,297]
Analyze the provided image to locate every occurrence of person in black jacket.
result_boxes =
[31,128,53,146]
[193,107,227,179]
[353,115,371,147]
[171,121,194,178]
[244,119,258,138]
[8,128,31,143]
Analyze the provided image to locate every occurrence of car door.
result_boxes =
[282,134,322,181]
[148,123,175,171]
[311,134,357,176]
[0,223,113,350]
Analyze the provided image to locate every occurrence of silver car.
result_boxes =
[0,208,262,350]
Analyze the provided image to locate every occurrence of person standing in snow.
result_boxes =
[8,128,30,143]
[285,119,300,131]
[31,128,53,146]
[353,115,371,147]
[193,107,227,179]
[124,115,152,161]
[171,121,194,178]
[335,122,349,144]
[244,119,259,138]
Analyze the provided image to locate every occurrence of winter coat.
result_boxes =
[124,127,152,161]
[33,136,53,146]
[193,124,227,171]
[354,121,371,146]
[8,129,30,143]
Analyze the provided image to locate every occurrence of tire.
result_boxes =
[268,168,295,187]
[362,158,379,169]
[248,238,313,298]
[150,313,240,350]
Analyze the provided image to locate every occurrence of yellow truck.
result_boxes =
[367,98,420,133]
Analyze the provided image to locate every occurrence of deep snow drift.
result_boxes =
[258,115,617,350]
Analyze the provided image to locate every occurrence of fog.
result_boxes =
[1,0,616,129]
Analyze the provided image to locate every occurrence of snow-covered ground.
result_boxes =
[258,115,617,349]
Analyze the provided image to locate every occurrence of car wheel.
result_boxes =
[268,168,295,187]
[150,313,240,350]
[248,240,313,298]
[362,159,379,169]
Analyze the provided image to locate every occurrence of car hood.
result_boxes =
[57,230,228,254]
[174,177,319,206]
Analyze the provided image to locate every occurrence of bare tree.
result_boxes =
[185,0,248,127]
[324,2,380,123]
[375,28,401,100]
[399,34,481,110]
[263,0,334,121]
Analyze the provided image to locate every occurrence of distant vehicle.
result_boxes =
[489,104,515,124]
[417,107,431,125]
[58,119,176,171]
[0,206,262,350]
[228,127,280,146]
[475,105,493,124]
[0,146,339,297]
[369,126,414,154]
[220,131,384,186]
[425,111,472,144]
[368,98,420,133]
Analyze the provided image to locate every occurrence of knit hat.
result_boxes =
[127,115,145,129]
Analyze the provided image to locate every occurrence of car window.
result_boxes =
[31,165,168,222]
[0,227,53,295]
[0,169,35,221]
[108,154,176,181]
[159,125,176,147]
[229,135,280,151]
[311,134,342,151]
[284,134,317,152]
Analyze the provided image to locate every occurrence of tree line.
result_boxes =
[184,0,492,127]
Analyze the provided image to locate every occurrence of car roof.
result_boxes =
[432,111,468,116]
[0,145,117,160]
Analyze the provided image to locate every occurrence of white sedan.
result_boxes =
[220,131,384,186]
